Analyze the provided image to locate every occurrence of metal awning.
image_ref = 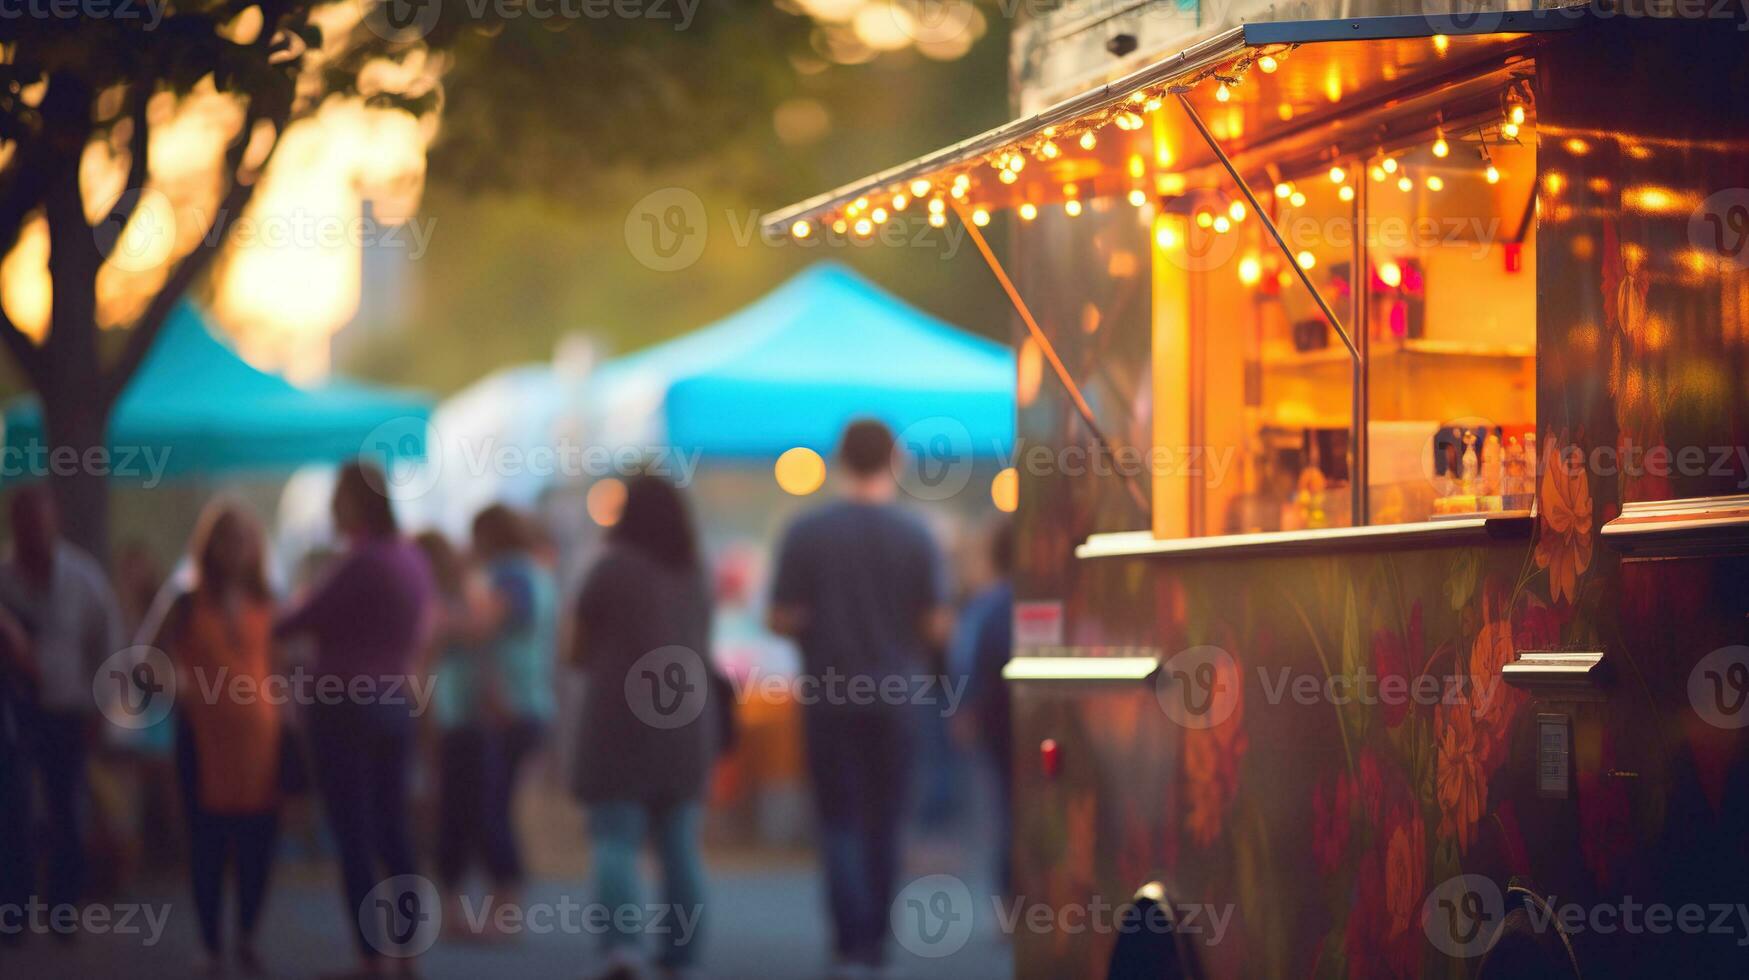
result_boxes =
[762,7,1585,237]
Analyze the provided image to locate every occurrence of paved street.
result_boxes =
[2,848,1013,980]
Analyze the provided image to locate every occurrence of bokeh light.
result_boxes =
[775,446,827,496]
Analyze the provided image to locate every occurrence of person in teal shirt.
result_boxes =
[471,505,559,905]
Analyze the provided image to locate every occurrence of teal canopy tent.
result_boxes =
[1,303,431,483]
[588,262,1015,459]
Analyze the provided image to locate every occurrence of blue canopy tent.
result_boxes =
[1,303,431,482]
[588,262,1014,460]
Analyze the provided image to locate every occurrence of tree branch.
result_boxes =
[0,301,44,388]
[93,86,151,264]
[101,105,280,406]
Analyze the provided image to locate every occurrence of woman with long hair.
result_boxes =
[150,500,282,974]
[572,474,718,979]
[276,460,434,975]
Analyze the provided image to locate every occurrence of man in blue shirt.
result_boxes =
[769,419,950,974]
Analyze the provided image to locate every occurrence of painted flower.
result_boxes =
[1383,805,1427,940]
[1181,652,1248,847]
[1372,603,1423,729]
[1436,701,1487,851]
[1534,440,1595,606]
[1468,595,1527,770]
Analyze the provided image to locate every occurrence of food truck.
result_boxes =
[766,3,1749,976]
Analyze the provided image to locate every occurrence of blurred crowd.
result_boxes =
[0,419,1014,980]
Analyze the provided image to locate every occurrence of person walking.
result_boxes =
[275,461,434,976]
[0,486,124,938]
[950,518,1015,896]
[149,501,285,973]
[571,474,717,980]
[470,504,558,910]
[767,419,951,974]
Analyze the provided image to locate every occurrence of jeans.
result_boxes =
[307,699,418,958]
[803,706,913,965]
[176,716,280,954]
[0,705,88,916]
[588,800,705,968]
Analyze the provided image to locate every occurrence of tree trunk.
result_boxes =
[40,388,113,563]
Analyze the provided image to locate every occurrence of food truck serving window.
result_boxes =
[1153,93,1538,539]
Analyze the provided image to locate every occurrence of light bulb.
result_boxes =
[892,194,908,211]
[910,179,932,197]
[1397,175,1413,192]
[871,207,888,223]
[1509,104,1526,126]
[790,220,811,240]
[1215,84,1231,103]
[1426,175,1445,191]
[928,198,946,215]
[1155,225,1178,249]
[1329,166,1346,184]
[928,212,946,228]
[1079,131,1098,151]
[1502,121,1520,140]
[1213,215,1231,233]
[1290,191,1307,207]
[1040,141,1060,160]
[1128,189,1148,207]
[972,207,990,227]
[1370,165,1386,182]
[1018,202,1038,221]
[1382,156,1399,174]
[1338,184,1355,202]
[853,218,873,237]
[1258,55,1278,74]
[1433,136,1450,158]
[1064,199,1083,217]
[1296,250,1316,270]
[1228,200,1246,221]
[999,169,1018,185]
[1274,182,1292,199]
[831,218,848,234]
[1195,210,1214,229]
[1485,165,1500,184]
[1238,255,1262,285]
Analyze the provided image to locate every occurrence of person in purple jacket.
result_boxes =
[276,460,434,976]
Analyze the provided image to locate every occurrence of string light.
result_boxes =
[1370,164,1386,182]
[1289,190,1307,207]
[1215,84,1232,103]
[1007,155,1026,173]
[1019,202,1038,221]
[1433,132,1450,158]
[1296,250,1316,270]
[1115,111,1144,131]
[950,183,968,199]
[1502,121,1520,140]
[1065,199,1083,217]
[790,220,811,240]
[1258,55,1278,73]
[854,218,873,237]
[1397,175,1413,192]
[852,196,869,212]
[1274,182,1293,199]
[1079,131,1098,151]
[1382,156,1399,174]
[1039,140,1060,160]
[999,169,1018,184]
[1329,165,1346,184]
[1508,103,1526,126]
[1426,175,1445,191]
[871,207,888,223]
[1228,200,1246,222]
[1338,184,1355,202]
[910,179,932,197]
[1238,255,1262,285]
[1213,215,1231,233]
[892,194,909,211]
[1128,189,1148,207]
[928,198,946,215]
[1485,164,1501,184]
[1195,210,1214,229]
[972,207,990,227]
[928,212,946,227]
[832,218,848,234]
[1154,224,1178,249]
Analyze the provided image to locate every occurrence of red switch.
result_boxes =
[1040,738,1061,779]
